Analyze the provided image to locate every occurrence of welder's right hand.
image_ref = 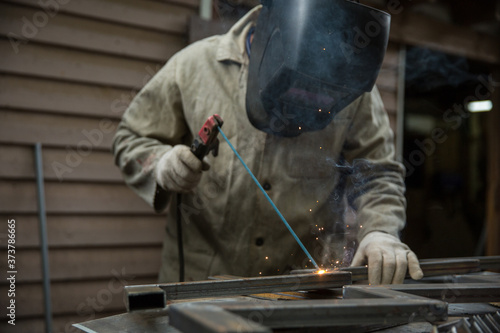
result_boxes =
[155,145,208,193]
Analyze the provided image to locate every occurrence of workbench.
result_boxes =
[74,257,500,333]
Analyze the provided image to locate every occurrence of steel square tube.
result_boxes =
[292,258,481,281]
[343,283,500,303]
[125,271,351,311]
[169,297,448,329]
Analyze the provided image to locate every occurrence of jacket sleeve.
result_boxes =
[342,86,406,241]
[112,55,187,212]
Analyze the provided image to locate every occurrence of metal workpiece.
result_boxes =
[345,258,482,281]
[168,297,448,329]
[420,256,500,272]
[169,303,272,333]
[126,286,167,312]
[125,271,351,311]
[343,283,500,304]
[291,258,482,281]
[452,274,500,284]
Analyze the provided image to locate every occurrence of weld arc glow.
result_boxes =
[218,127,319,270]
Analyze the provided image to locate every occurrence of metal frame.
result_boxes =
[75,260,500,333]
[126,271,351,311]
[343,283,500,304]
[169,296,447,331]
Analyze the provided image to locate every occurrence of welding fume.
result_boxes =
[112,0,423,285]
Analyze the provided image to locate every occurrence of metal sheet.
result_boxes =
[73,308,177,333]
[169,303,271,333]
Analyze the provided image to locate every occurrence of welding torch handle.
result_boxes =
[190,139,209,160]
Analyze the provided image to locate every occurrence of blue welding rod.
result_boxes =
[218,127,319,270]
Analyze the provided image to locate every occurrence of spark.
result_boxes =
[259,272,262,275]
[322,48,326,51]
[316,269,326,275]
[298,126,302,130]
[309,209,312,212]
[360,225,363,228]
[318,108,322,112]
[319,147,322,150]
[265,256,269,260]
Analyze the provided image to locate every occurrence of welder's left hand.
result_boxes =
[351,231,424,285]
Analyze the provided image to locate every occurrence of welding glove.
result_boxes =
[155,145,209,193]
[351,231,424,285]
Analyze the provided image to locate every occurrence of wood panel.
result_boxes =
[0,215,165,248]
[379,89,397,114]
[362,0,500,64]
[0,277,157,318]
[0,110,118,149]
[0,181,154,214]
[0,247,161,282]
[4,0,198,34]
[0,75,132,119]
[376,71,398,93]
[0,1,195,332]
[0,3,185,62]
[391,12,500,64]
[0,145,122,182]
[0,39,160,89]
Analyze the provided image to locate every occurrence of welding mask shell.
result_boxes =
[246,0,391,137]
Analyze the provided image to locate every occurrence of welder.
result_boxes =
[112,0,424,285]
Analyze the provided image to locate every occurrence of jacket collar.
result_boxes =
[216,5,262,65]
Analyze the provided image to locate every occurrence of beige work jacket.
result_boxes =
[112,6,406,282]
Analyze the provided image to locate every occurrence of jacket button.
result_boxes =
[262,182,271,191]
[255,237,264,246]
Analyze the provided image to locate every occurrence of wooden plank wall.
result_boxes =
[0,1,198,332]
[0,1,399,332]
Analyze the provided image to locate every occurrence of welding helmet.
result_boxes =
[246,0,391,137]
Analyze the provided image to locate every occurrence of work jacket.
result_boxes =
[112,6,407,282]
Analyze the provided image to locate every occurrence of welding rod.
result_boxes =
[218,127,319,269]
